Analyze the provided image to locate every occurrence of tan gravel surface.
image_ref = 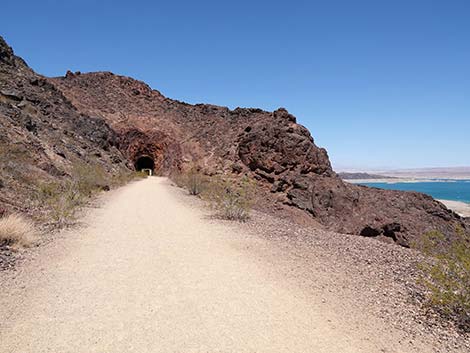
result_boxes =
[0,178,436,352]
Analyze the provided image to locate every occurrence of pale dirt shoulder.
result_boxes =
[174,181,470,352]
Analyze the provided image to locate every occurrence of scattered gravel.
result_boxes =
[175,182,470,352]
[237,210,470,352]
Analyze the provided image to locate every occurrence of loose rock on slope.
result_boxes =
[0,36,129,217]
[51,70,468,246]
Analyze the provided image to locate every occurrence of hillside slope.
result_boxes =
[0,36,129,217]
[50,71,468,246]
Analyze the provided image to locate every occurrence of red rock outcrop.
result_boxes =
[116,128,182,173]
[50,71,468,246]
[0,36,128,216]
[0,35,465,247]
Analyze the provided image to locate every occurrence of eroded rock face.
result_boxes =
[48,70,469,246]
[238,108,333,178]
[0,35,464,248]
[0,36,129,215]
[116,128,182,173]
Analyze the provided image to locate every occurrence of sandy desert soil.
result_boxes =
[0,178,468,352]
[438,199,470,218]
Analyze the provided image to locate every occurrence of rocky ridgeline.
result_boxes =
[51,70,468,247]
[0,36,129,216]
[0,35,466,246]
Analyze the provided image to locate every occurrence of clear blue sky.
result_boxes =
[2,0,469,170]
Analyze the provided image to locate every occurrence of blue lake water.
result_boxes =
[359,180,470,203]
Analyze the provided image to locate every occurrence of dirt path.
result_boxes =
[0,178,433,353]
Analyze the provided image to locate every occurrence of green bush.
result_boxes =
[205,176,254,221]
[414,227,470,330]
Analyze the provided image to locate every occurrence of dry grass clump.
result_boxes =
[37,180,83,226]
[36,161,148,226]
[205,176,254,221]
[0,213,36,249]
[414,227,470,331]
[171,168,207,196]
[109,170,148,188]
[170,169,254,221]
[35,161,137,226]
[72,162,109,196]
[186,169,206,196]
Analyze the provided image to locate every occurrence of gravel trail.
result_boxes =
[0,177,433,352]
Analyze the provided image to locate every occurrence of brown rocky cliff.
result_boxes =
[0,36,128,216]
[50,71,468,246]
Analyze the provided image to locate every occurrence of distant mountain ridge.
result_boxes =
[338,172,396,180]
[369,167,470,179]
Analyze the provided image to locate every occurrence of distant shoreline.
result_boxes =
[438,199,470,218]
[344,180,470,216]
[344,178,470,184]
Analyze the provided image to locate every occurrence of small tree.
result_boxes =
[415,227,470,330]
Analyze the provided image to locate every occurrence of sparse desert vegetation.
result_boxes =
[205,175,254,221]
[172,170,254,221]
[0,213,36,249]
[414,228,470,331]
[34,162,146,227]
[172,167,207,196]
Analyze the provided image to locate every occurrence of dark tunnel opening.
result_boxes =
[134,155,155,175]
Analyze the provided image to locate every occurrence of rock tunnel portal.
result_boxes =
[134,155,155,175]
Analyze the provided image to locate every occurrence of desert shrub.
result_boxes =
[170,172,187,188]
[186,169,206,196]
[0,213,36,248]
[35,162,108,225]
[205,176,254,221]
[134,171,149,179]
[71,162,108,196]
[414,227,470,330]
[36,164,147,226]
[170,168,207,196]
[37,180,83,226]
[110,170,147,187]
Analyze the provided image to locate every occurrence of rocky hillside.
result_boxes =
[50,71,468,247]
[0,36,129,217]
[0,35,466,247]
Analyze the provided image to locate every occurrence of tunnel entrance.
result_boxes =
[134,156,155,176]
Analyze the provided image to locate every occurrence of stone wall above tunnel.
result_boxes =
[116,128,182,174]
